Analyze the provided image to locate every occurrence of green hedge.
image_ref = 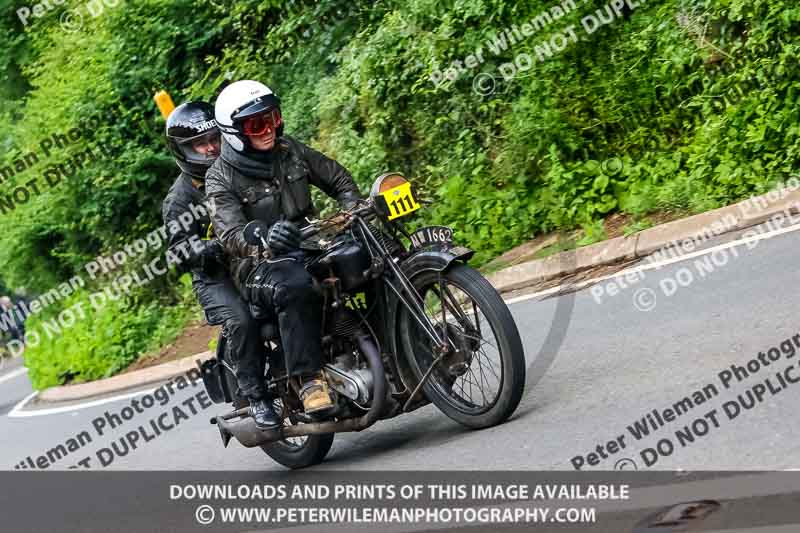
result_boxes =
[24,274,196,390]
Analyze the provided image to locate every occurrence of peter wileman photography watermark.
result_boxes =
[569,332,800,470]
[0,197,216,358]
[0,101,150,216]
[16,0,122,33]
[589,178,800,313]
[0,99,205,305]
[174,483,613,527]
[13,367,211,469]
[430,0,650,96]
[0,136,118,217]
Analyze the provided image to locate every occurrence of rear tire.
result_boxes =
[260,433,334,469]
[259,398,334,469]
[399,265,525,429]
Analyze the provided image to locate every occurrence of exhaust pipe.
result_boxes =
[215,335,386,448]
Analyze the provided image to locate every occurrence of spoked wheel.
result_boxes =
[399,265,525,429]
[259,399,334,469]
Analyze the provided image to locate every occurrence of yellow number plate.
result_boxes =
[382,182,421,220]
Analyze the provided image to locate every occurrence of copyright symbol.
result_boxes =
[472,73,496,97]
[633,288,657,312]
[195,505,215,525]
[60,9,83,33]
[601,157,624,176]
[615,458,638,470]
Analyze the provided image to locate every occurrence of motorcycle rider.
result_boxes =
[161,101,281,429]
[205,80,360,417]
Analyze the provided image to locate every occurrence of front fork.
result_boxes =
[355,217,451,353]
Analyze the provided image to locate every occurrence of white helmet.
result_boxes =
[215,80,283,152]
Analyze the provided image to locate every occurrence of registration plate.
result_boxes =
[381,182,421,220]
[409,226,454,250]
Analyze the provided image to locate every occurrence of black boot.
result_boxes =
[249,398,281,430]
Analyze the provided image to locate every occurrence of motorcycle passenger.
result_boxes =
[0,296,24,343]
[205,80,361,418]
[161,101,280,430]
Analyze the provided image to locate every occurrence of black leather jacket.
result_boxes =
[161,172,222,277]
[204,135,360,284]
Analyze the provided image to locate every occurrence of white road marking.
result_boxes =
[7,386,158,418]
[503,220,800,306]
[0,366,28,386]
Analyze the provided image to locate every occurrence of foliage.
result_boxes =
[623,219,656,236]
[24,273,196,390]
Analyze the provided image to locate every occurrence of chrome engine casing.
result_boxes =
[324,355,374,405]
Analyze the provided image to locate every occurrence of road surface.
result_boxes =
[1,218,799,471]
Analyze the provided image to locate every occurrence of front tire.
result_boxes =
[399,264,525,429]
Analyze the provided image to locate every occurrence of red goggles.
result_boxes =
[240,109,283,137]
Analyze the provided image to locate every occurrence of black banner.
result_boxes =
[0,471,798,532]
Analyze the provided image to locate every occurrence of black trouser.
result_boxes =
[192,269,266,400]
[240,252,324,378]
[8,325,24,343]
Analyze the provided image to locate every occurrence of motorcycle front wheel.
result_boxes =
[398,264,526,429]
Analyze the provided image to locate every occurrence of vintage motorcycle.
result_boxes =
[200,172,526,469]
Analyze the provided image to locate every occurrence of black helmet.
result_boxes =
[165,102,221,179]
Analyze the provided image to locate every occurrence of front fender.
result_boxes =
[400,245,474,281]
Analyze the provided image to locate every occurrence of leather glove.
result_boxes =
[201,239,224,258]
[266,220,301,255]
[198,239,225,270]
[338,194,361,211]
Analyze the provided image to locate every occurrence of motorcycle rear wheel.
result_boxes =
[260,400,334,469]
[399,264,525,429]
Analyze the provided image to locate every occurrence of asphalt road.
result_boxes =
[2,220,799,472]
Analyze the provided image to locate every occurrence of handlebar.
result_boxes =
[300,224,319,240]
[244,200,378,249]
[298,199,375,241]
